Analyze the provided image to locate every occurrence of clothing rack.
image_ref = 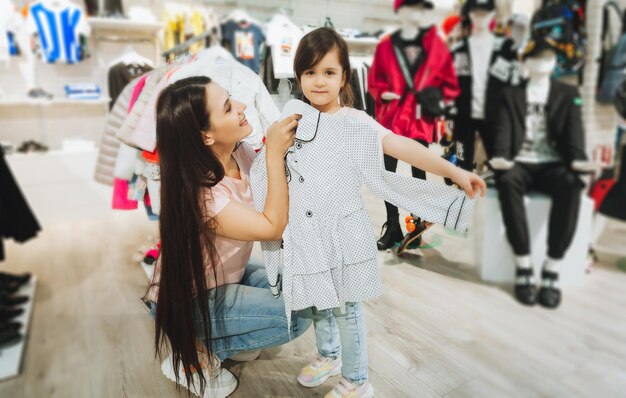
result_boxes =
[161,31,213,61]
[93,35,159,65]
[95,35,156,43]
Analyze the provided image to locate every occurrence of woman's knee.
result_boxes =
[290,308,313,338]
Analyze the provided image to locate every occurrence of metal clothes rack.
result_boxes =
[161,31,215,61]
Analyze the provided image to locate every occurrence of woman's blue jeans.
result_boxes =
[145,262,313,361]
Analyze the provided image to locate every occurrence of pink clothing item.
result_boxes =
[112,178,138,210]
[147,143,257,302]
[128,74,149,113]
[132,65,184,152]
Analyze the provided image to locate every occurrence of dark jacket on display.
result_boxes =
[368,27,460,143]
[0,147,41,261]
[492,80,588,164]
[451,36,519,123]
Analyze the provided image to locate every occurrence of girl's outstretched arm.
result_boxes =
[382,134,486,199]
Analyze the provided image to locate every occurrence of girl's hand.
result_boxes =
[266,114,300,156]
[450,168,487,199]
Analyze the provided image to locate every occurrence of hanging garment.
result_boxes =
[26,0,90,64]
[94,63,152,186]
[221,20,265,73]
[600,140,626,221]
[0,147,41,261]
[116,66,168,148]
[134,46,279,152]
[94,81,135,186]
[107,62,153,109]
[0,0,14,63]
[265,14,303,79]
[368,27,460,142]
[249,100,475,328]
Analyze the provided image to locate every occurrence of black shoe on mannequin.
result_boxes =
[0,321,22,333]
[377,220,404,250]
[0,293,29,307]
[0,271,31,287]
[514,267,537,306]
[0,306,24,323]
[0,281,20,295]
[397,217,433,255]
[0,330,22,349]
[537,270,561,309]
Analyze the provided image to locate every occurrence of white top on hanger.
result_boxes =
[41,0,71,8]
[225,8,261,26]
[0,0,13,63]
[108,45,154,68]
[266,13,303,79]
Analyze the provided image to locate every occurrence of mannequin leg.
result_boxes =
[383,154,400,222]
[378,154,404,250]
[475,119,494,159]
[496,163,537,305]
[410,139,428,180]
[495,164,534,256]
[454,119,477,171]
[534,164,584,260]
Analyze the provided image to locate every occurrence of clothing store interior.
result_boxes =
[1,0,626,396]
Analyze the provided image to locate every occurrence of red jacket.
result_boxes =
[368,27,460,142]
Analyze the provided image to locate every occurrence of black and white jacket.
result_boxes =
[249,100,475,330]
[492,80,588,164]
[451,36,520,123]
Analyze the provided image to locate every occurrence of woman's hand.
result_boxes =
[450,168,487,199]
[266,114,300,156]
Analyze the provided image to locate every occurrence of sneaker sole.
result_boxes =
[228,350,261,361]
[397,224,432,255]
[161,358,238,398]
[297,366,342,388]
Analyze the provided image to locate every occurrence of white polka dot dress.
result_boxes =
[249,100,475,329]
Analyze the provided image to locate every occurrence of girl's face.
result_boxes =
[299,47,346,113]
[203,82,252,148]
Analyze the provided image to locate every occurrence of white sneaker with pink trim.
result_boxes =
[297,355,342,387]
[161,352,238,397]
[324,377,375,398]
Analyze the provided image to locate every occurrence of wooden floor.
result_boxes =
[1,151,626,398]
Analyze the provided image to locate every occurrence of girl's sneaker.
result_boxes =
[297,355,342,387]
[161,351,238,397]
[325,377,375,398]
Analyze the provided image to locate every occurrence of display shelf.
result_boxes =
[89,17,162,34]
[0,98,110,107]
[0,276,37,381]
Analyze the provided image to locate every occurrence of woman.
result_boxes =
[142,76,310,397]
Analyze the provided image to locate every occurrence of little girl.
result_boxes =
[261,28,485,398]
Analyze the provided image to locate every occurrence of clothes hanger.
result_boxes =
[108,44,154,68]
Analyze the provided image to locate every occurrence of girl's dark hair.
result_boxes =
[152,76,223,394]
[293,27,354,107]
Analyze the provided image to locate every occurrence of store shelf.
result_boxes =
[0,276,37,381]
[89,17,162,34]
[0,98,110,107]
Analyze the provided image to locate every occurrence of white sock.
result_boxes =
[515,255,532,269]
[541,257,561,288]
[543,256,561,273]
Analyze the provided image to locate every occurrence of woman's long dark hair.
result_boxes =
[153,76,223,393]
[293,27,354,107]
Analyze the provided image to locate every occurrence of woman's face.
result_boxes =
[299,47,346,113]
[203,82,252,148]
